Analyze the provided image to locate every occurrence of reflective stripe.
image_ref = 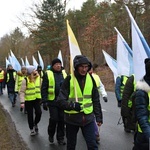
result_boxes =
[65,73,93,114]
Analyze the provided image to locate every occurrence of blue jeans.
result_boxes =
[66,120,98,150]
[8,93,17,104]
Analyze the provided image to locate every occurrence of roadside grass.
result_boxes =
[0,103,29,150]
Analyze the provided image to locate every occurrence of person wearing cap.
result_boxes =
[132,58,150,150]
[4,64,17,107]
[41,58,67,145]
[19,65,42,136]
[0,67,5,95]
[37,65,45,79]
[57,55,103,150]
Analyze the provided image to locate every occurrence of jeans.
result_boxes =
[8,93,17,104]
[66,120,98,150]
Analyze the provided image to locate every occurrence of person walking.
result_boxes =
[0,67,5,95]
[4,64,17,107]
[57,55,103,150]
[15,66,27,113]
[121,74,136,133]
[19,65,42,136]
[115,75,129,107]
[133,58,150,150]
[41,58,67,145]
[89,63,108,143]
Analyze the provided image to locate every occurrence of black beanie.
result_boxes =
[51,58,61,67]
[144,58,150,85]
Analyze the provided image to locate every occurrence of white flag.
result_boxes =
[114,27,133,76]
[10,50,21,71]
[125,5,150,81]
[102,50,118,82]
[66,20,81,65]
[38,51,44,70]
[6,58,10,68]
[25,56,30,66]
[32,56,38,69]
[20,58,25,66]
[58,50,64,67]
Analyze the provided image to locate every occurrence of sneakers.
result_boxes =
[34,125,38,133]
[30,129,37,136]
[49,136,54,144]
[58,139,66,145]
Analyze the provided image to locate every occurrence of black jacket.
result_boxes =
[56,71,103,126]
[41,68,65,106]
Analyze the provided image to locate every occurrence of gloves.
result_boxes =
[69,102,82,111]
[103,97,108,102]
[43,103,48,111]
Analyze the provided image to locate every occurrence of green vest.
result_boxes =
[15,75,26,92]
[7,72,16,82]
[47,70,67,100]
[65,73,93,114]
[120,76,128,98]
[137,92,150,133]
[25,76,41,101]
[0,70,4,80]
[128,75,136,108]
[92,73,100,93]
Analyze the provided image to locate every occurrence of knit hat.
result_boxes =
[26,65,35,75]
[144,58,150,85]
[73,55,92,71]
[51,58,61,67]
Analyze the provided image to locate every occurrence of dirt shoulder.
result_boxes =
[0,103,29,150]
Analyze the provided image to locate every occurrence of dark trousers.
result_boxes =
[122,116,135,130]
[66,120,98,150]
[133,132,149,150]
[25,99,42,130]
[0,82,3,94]
[48,106,65,141]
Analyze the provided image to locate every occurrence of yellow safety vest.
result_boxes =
[137,92,150,133]
[47,70,67,100]
[92,73,100,93]
[25,76,41,101]
[120,76,128,98]
[7,72,16,82]
[0,70,4,80]
[128,74,136,108]
[65,73,93,114]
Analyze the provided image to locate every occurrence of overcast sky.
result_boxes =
[0,0,88,38]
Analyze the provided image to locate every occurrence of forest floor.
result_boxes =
[0,65,114,150]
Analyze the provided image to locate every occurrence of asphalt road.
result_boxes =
[0,90,134,150]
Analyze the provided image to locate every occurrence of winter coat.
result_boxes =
[121,75,135,117]
[4,69,16,93]
[41,68,66,106]
[135,79,150,142]
[56,71,103,126]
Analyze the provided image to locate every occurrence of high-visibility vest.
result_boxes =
[47,70,67,100]
[128,74,136,108]
[0,70,4,80]
[16,75,26,92]
[92,73,100,93]
[65,73,93,114]
[25,76,41,101]
[7,72,16,82]
[137,92,150,133]
[120,76,128,98]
